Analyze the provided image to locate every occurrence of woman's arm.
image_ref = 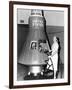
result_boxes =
[51,50,58,57]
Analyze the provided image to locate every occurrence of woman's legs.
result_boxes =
[54,70,57,79]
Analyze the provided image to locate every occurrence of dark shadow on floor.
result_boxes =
[17,63,64,81]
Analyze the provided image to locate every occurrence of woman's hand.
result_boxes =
[49,50,52,52]
[48,55,51,58]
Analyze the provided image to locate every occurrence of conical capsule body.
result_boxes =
[18,10,50,65]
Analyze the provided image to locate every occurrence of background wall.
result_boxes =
[47,26,64,63]
[17,9,64,26]
[17,9,64,63]
[0,0,72,90]
[17,25,64,63]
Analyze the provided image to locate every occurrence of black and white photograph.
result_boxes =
[9,1,70,88]
[17,9,64,80]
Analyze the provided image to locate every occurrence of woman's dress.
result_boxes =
[51,42,59,71]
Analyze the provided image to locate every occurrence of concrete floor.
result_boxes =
[17,63,64,81]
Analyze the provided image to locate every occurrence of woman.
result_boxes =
[48,36,59,79]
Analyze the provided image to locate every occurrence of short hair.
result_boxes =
[53,36,59,42]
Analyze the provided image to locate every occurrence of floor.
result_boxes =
[17,63,64,81]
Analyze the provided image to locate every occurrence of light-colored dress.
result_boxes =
[51,42,59,71]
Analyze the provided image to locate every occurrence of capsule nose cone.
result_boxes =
[31,9,43,16]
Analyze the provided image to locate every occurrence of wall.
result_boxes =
[17,9,64,64]
[17,9,64,26]
[47,26,64,64]
[17,25,64,64]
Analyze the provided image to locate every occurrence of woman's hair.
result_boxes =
[53,36,59,42]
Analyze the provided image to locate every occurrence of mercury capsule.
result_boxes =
[18,9,50,76]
